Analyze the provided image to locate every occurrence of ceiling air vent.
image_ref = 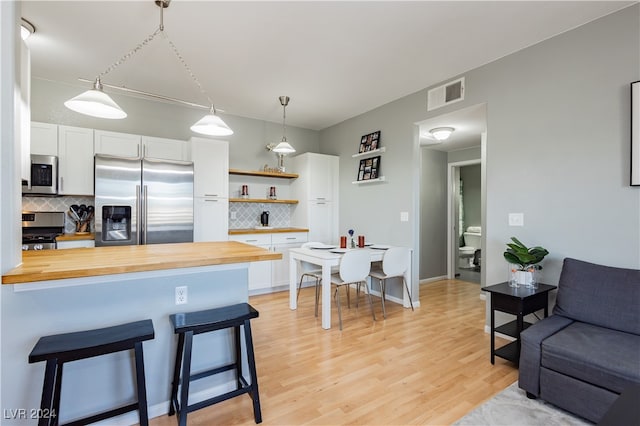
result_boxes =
[427,77,465,111]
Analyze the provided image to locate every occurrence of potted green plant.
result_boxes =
[503,237,549,286]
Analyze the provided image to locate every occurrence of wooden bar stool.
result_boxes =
[28,319,155,426]
[168,303,262,425]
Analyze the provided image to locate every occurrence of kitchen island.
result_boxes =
[1,242,280,425]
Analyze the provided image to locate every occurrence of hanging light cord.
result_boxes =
[95,1,216,112]
[282,103,287,141]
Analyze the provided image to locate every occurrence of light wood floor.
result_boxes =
[149,279,518,425]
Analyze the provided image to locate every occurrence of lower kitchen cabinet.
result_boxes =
[194,197,228,242]
[229,232,308,291]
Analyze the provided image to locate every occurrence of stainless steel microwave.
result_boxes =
[22,154,58,196]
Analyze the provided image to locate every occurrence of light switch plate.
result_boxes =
[509,213,524,227]
[400,212,409,222]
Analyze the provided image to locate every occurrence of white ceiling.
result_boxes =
[21,1,633,131]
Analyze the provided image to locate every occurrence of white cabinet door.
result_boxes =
[194,197,228,242]
[271,233,308,288]
[58,125,94,195]
[57,240,95,249]
[94,130,141,158]
[308,201,335,244]
[191,138,229,198]
[308,154,337,201]
[142,136,188,161]
[229,234,272,290]
[30,122,58,155]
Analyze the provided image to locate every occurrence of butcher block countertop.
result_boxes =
[229,227,309,235]
[2,241,281,285]
[57,232,95,241]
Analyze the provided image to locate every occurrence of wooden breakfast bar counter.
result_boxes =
[1,242,280,425]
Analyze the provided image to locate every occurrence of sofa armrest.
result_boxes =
[519,315,574,396]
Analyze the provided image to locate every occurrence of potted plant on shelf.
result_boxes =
[503,237,549,287]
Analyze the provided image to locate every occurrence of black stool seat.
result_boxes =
[29,319,154,426]
[169,303,261,425]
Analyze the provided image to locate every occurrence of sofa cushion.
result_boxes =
[541,322,640,393]
[553,258,640,335]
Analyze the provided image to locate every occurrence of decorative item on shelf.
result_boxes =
[359,130,381,153]
[68,204,94,235]
[503,237,549,288]
[268,186,277,200]
[241,185,249,199]
[357,155,381,181]
[266,96,296,172]
[348,229,356,248]
[260,211,270,227]
[63,0,232,136]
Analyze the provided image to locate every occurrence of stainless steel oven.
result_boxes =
[22,211,65,250]
[22,154,58,196]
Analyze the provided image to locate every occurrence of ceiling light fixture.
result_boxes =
[64,0,232,136]
[21,18,35,41]
[266,96,296,171]
[429,127,455,141]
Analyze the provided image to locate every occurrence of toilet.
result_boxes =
[459,226,481,268]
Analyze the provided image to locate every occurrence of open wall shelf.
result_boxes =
[229,169,298,179]
[229,198,298,204]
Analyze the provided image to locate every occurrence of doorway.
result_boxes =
[416,103,486,286]
[449,160,481,284]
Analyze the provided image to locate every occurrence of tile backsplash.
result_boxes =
[24,196,293,233]
[22,196,95,234]
[229,202,290,229]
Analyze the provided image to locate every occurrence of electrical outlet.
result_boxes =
[230,210,237,220]
[175,286,188,305]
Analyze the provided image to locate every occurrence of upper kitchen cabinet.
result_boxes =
[94,130,141,158]
[94,131,188,161]
[58,125,94,195]
[191,137,229,198]
[141,136,189,161]
[30,122,58,155]
[291,152,338,201]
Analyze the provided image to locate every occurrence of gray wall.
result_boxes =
[448,146,481,164]
[30,78,321,171]
[460,164,481,231]
[319,5,640,302]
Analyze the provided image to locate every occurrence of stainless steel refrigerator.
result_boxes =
[95,154,193,246]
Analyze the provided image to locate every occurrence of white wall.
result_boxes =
[320,5,640,301]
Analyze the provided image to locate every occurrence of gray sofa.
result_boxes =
[518,258,640,423]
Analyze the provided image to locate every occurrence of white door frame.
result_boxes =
[447,159,481,280]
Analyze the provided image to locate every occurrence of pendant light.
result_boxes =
[266,96,296,172]
[64,0,232,136]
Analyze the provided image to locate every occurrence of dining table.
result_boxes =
[289,244,413,329]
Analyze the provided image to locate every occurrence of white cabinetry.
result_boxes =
[94,131,189,160]
[94,130,141,157]
[58,126,94,195]
[57,240,95,249]
[229,232,308,291]
[291,153,339,244]
[192,138,229,241]
[141,136,189,161]
[30,122,58,155]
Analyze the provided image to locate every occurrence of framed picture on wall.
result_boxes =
[357,155,381,181]
[358,130,381,153]
[632,81,640,186]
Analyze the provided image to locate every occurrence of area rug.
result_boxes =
[453,382,592,425]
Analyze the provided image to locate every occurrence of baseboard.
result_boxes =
[419,275,448,284]
[92,381,237,425]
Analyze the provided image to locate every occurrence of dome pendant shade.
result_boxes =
[64,79,127,119]
[272,139,295,154]
[190,110,234,136]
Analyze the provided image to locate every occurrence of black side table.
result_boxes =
[483,282,557,365]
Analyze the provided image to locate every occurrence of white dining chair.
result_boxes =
[369,246,413,318]
[297,242,324,317]
[330,250,376,330]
